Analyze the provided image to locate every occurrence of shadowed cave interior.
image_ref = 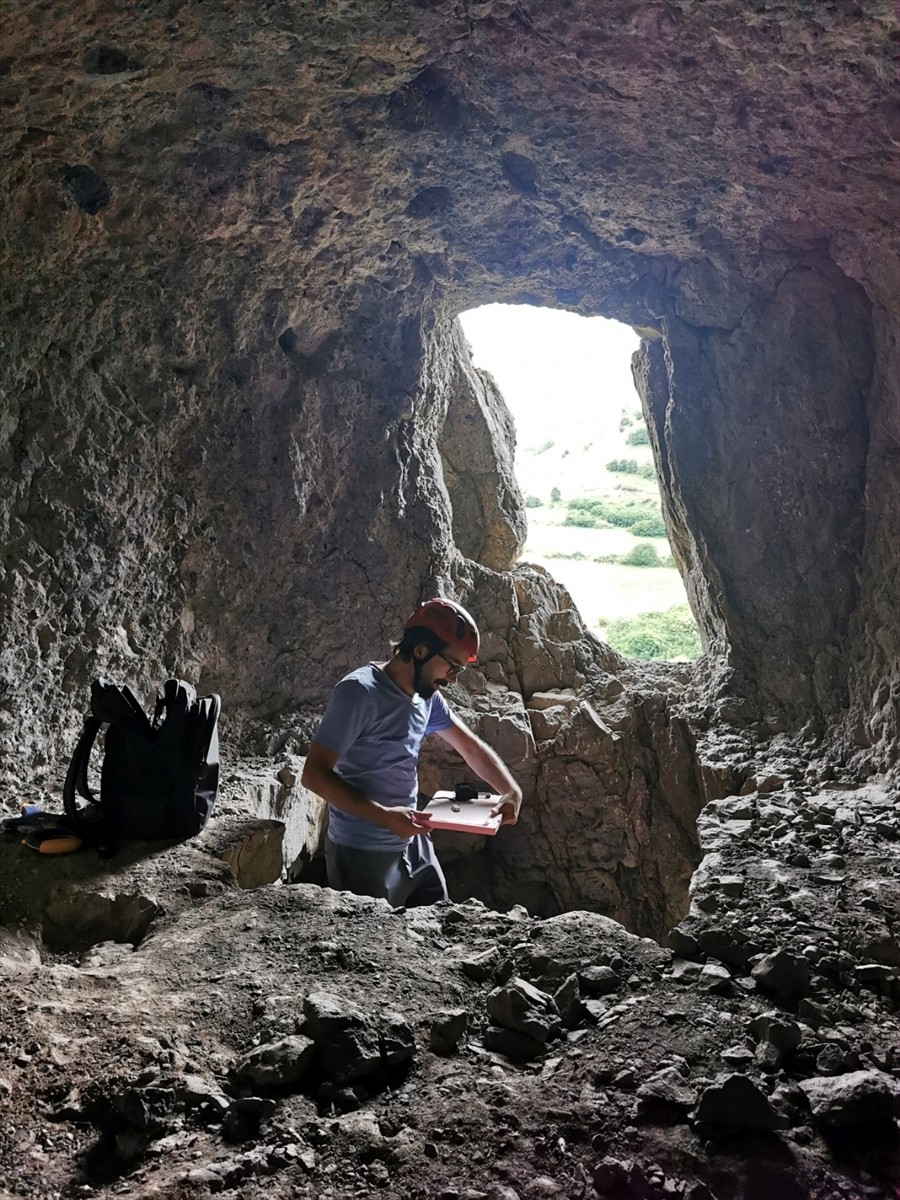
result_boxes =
[2,5,899,1197]
[1,1,896,943]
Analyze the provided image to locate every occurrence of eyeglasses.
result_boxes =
[435,652,467,677]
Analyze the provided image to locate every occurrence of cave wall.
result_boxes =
[635,251,875,724]
[1,0,898,792]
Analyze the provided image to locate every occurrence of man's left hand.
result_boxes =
[491,789,522,827]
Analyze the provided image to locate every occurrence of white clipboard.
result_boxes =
[416,789,503,836]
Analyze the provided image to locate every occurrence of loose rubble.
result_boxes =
[0,749,897,1198]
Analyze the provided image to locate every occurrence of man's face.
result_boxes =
[414,648,468,699]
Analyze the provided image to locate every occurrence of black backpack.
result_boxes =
[63,677,221,844]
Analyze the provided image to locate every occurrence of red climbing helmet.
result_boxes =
[404,598,480,664]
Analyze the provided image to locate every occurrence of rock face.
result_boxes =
[0,9,899,1192]
[1,0,897,784]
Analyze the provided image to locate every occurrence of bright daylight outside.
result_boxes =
[459,304,701,661]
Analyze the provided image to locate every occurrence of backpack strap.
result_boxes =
[185,694,221,769]
[62,715,103,824]
[64,679,150,851]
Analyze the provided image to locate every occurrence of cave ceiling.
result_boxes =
[0,1,898,770]
[0,8,899,1196]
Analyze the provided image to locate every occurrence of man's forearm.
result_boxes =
[301,758,428,840]
[301,760,385,825]
[457,737,521,799]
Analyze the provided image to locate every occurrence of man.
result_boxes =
[301,597,523,907]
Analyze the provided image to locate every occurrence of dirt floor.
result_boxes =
[1,751,898,1200]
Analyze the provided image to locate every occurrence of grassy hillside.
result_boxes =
[458,306,700,660]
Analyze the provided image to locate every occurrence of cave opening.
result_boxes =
[292,298,708,942]
[458,303,701,663]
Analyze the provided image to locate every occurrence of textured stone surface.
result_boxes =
[1,12,899,1193]
[0,792,898,1197]
[0,0,897,789]
[799,1070,900,1128]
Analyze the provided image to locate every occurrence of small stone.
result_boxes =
[486,977,560,1042]
[815,1044,856,1075]
[699,962,732,995]
[721,1044,754,1066]
[186,1167,224,1188]
[235,1036,316,1087]
[684,1185,716,1200]
[526,690,578,711]
[747,1012,802,1052]
[757,775,784,793]
[461,947,506,983]
[717,876,745,897]
[578,966,619,996]
[636,1067,697,1113]
[798,1070,900,1127]
[553,973,583,1029]
[592,1158,629,1193]
[612,1068,637,1090]
[695,1074,780,1130]
[798,998,828,1026]
[697,927,755,967]
[666,928,701,959]
[482,1026,547,1062]
[303,992,414,1084]
[670,958,703,984]
[524,1178,562,1197]
[855,963,898,987]
[751,949,811,1000]
[430,1009,468,1055]
[755,1041,783,1073]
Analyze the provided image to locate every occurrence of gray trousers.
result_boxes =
[325,835,448,907]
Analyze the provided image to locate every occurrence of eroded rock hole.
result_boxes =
[459,304,701,663]
[395,303,705,940]
[41,891,159,954]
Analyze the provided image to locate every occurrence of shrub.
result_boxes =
[524,494,543,508]
[625,427,650,446]
[566,496,663,532]
[606,458,639,474]
[550,487,561,503]
[638,462,656,479]
[622,542,660,567]
[629,515,667,537]
[605,605,701,661]
[564,511,598,528]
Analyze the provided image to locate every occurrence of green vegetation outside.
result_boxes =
[603,604,701,661]
[545,543,674,568]
[606,458,656,479]
[563,496,666,538]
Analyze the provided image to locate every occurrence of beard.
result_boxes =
[413,661,448,700]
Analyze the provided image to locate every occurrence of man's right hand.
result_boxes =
[376,805,432,840]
